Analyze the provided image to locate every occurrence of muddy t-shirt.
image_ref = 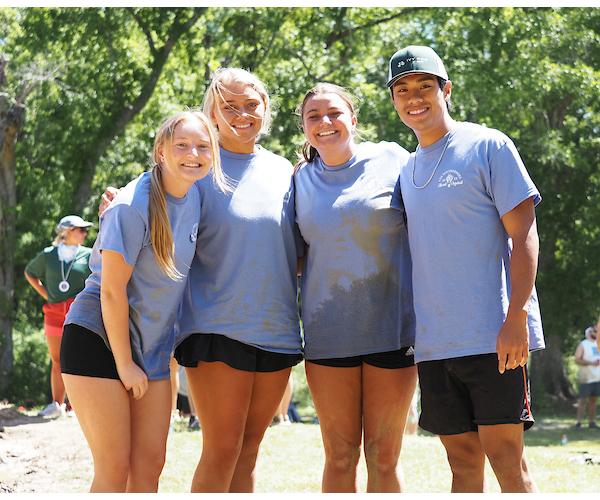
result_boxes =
[295,141,415,360]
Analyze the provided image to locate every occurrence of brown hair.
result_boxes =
[295,83,361,167]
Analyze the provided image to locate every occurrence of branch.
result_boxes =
[126,7,156,55]
[276,26,353,83]
[15,62,66,104]
[326,7,425,46]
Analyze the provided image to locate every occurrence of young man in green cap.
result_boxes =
[387,45,544,493]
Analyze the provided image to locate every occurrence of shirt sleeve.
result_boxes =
[25,249,47,280]
[489,139,541,218]
[99,204,147,268]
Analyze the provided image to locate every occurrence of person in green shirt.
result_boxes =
[25,215,93,417]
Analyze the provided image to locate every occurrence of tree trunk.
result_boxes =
[530,334,576,406]
[0,92,23,393]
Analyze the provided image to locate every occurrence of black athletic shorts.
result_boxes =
[418,353,534,435]
[308,345,415,369]
[174,333,303,373]
[60,323,120,380]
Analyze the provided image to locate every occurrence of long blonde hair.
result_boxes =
[295,83,362,168]
[202,67,273,141]
[149,110,223,281]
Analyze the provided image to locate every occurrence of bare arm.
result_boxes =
[496,197,539,374]
[24,270,48,301]
[100,249,148,399]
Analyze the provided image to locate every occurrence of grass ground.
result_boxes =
[160,408,600,493]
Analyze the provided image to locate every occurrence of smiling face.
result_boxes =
[158,118,213,197]
[302,92,357,166]
[391,73,453,147]
[210,82,266,154]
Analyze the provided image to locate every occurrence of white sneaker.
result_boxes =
[38,401,64,417]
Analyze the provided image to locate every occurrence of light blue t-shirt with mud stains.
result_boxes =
[393,121,545,363]
[65,172,201,380]
[295,141,416,360]
[175,146,303,355]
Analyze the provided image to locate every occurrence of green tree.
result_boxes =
[3,6,600,404]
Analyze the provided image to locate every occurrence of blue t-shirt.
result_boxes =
[295,141,416,360]
[175,146,303,354]
[65,172,201,380]
[393,121,545,363]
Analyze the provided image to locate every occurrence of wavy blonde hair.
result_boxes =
[202,67,273,141]
[149,110,225,281]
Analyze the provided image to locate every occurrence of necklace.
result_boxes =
[59,247,79,293]
[411,132,451,190]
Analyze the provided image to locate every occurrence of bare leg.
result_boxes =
[577,397,587,424]
[273,374,293,422]
[305,362,362,493]
[47,336,66,405]
[588,397,597,423]
[438,432,488,493]
[229,368,291,492]
[127,379,171,492]
[479,423,538,493]
[62,374,131,492]
[363,363,417,492]
[185,362,288,493]
[169,355,179,418]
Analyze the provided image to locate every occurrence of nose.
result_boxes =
[321,115,332,125]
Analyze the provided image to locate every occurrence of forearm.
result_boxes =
[505,228,539,324]
[100,288,134,370]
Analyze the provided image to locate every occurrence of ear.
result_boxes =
[443,81,452,101]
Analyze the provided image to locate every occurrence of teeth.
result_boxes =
[234,124,251,129]
[409,108,426,115]
[318,130,336,136]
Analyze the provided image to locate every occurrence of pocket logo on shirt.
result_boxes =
[190,223,199,242]
[437,170,463,188]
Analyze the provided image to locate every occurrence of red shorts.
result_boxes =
[42,298,75,337]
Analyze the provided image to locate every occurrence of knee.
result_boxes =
[94,454,131,488]
[130,451,166,484]
[445,443,485,475]
[364,439,400,475]
[203,432,244,467]
[324,441,361,473]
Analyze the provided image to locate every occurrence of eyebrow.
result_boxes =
[395,75,437,87]
[305,106,344,114]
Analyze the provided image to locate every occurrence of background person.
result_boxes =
[25,215,93,417]
[60,110,224,492]
[295,83,417,493]
[388,45,545,493]
[574,325,600,429]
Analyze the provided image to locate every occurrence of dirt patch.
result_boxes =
[0,404,92,493]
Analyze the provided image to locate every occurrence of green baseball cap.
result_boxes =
[386,45,448,88]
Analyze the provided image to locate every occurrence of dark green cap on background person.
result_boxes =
[386,45,449,88]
